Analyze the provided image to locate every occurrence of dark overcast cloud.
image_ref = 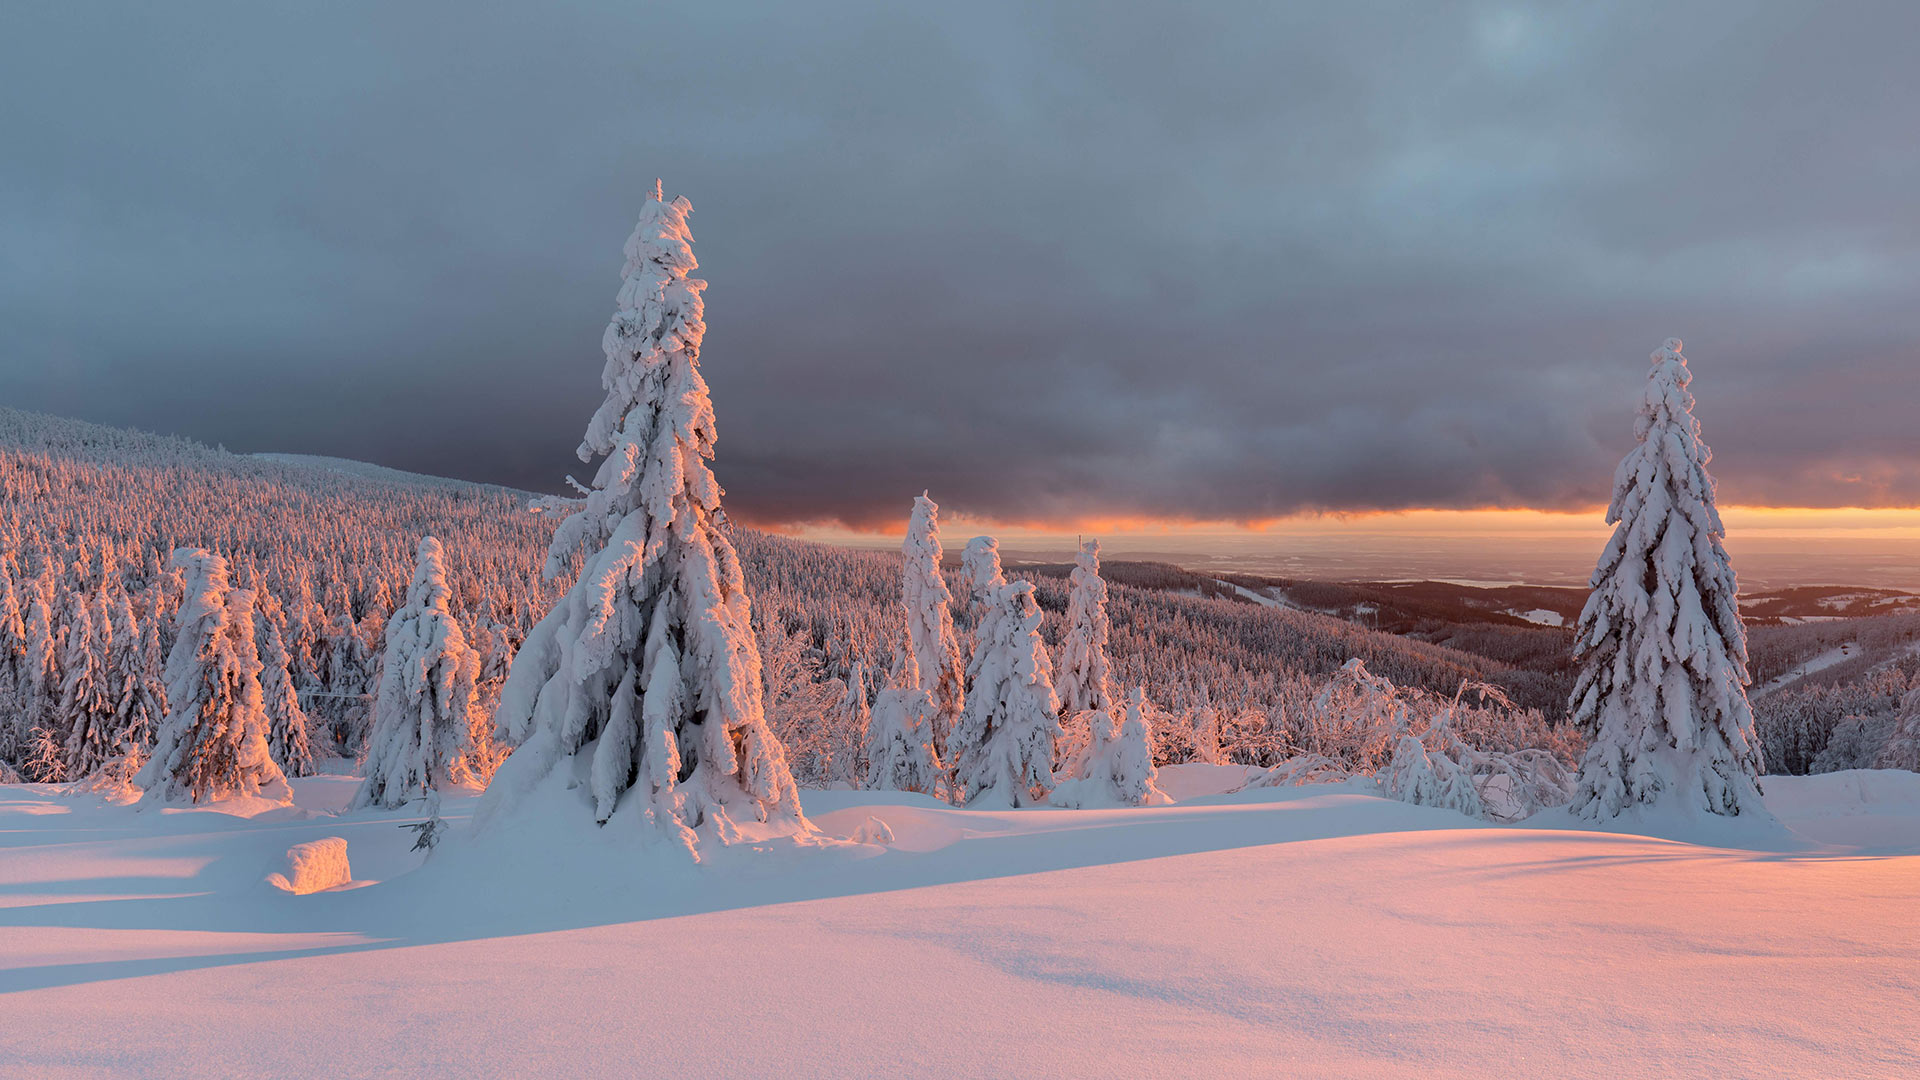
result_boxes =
[4,1,1919,528]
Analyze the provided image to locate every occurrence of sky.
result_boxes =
[4,2,1919,564]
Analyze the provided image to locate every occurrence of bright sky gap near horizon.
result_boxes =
[4,3,1918,585]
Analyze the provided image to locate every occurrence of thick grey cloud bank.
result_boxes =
[4,2,1918,528]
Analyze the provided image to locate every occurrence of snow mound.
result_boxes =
[265,836,352,894]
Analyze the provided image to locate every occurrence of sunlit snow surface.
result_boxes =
[2,767,1917,1078]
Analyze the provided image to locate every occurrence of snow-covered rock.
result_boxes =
[850,816,895,846]
[265,836,352,894]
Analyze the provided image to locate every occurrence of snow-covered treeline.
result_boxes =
[0,404,1574,794]
[0,408,557,779]
[734,525,1573,783]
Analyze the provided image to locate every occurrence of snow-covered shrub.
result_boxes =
[1300,658,1411,774]
[1568,339,1764,819]
[1375,683,1574,822]
[1379,732,1484,818]
[1249,661,1573,820]
[480,184,806,852]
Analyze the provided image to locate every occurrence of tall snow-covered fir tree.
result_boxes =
[16,593,63,777]
[101,590,164,778]
[0,557,24,758]
[951,537,1062,807]
[136,550,289,805]
[354,537,477,810]
[902,493,964,751]
[57,590,117,779]
[1055,538,1116,717]
[258,614,315,779]
[483,182,806,852]
[864,638,945,796]
[1568,339,1765,820]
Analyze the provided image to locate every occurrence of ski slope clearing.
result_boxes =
[1750,641,1857,698]
[2,771,1917,1079]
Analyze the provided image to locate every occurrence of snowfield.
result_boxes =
[3,768,1918,1079]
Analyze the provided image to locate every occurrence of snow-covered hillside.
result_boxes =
[1,771,1915,1078]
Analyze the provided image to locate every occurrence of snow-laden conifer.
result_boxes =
[0,556,23,692]
[15,594,62,776]
[951,537,1062,807]
[1053,686,1168,807]
[902,493,964,749]
[1054,539,1115,717]
[864,640,945,795]
[353,537,477,809]
[484,183,805,851]
[844,658,871,773]
[58,590,117,778]
[1568,339,1765,819]
[101,590,164,777]
[136,550,289,805]
[1876,689,1920,772]
[258,615,315,778]
[1188,680,1222,765]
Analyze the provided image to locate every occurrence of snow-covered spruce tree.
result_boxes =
[1568,338,1765,819]
[16,594,63,778]
[864,640,944,795]
[100,590,164,778]
[258,615,315,778]
[1876,688,1920,772]
[843,658,871,779]
[0,558,24,753]
[1114,689,1168,805]
[353,537,478,810]
[902,493,964,750]
[951,537,1062,807]
[1053,686,1167,808]
[1054,538,1115,717]
[484,183,806,851]
[136,550,289,805]
[58,590,117,779]
[1188,680,1222,766]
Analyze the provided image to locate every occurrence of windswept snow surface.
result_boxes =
[3,771,1919,1078]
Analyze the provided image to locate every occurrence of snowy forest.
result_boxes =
[5,189,1919,836]
[5,403,1915,807]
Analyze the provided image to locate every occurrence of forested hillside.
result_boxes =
[1,408,1577,786]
